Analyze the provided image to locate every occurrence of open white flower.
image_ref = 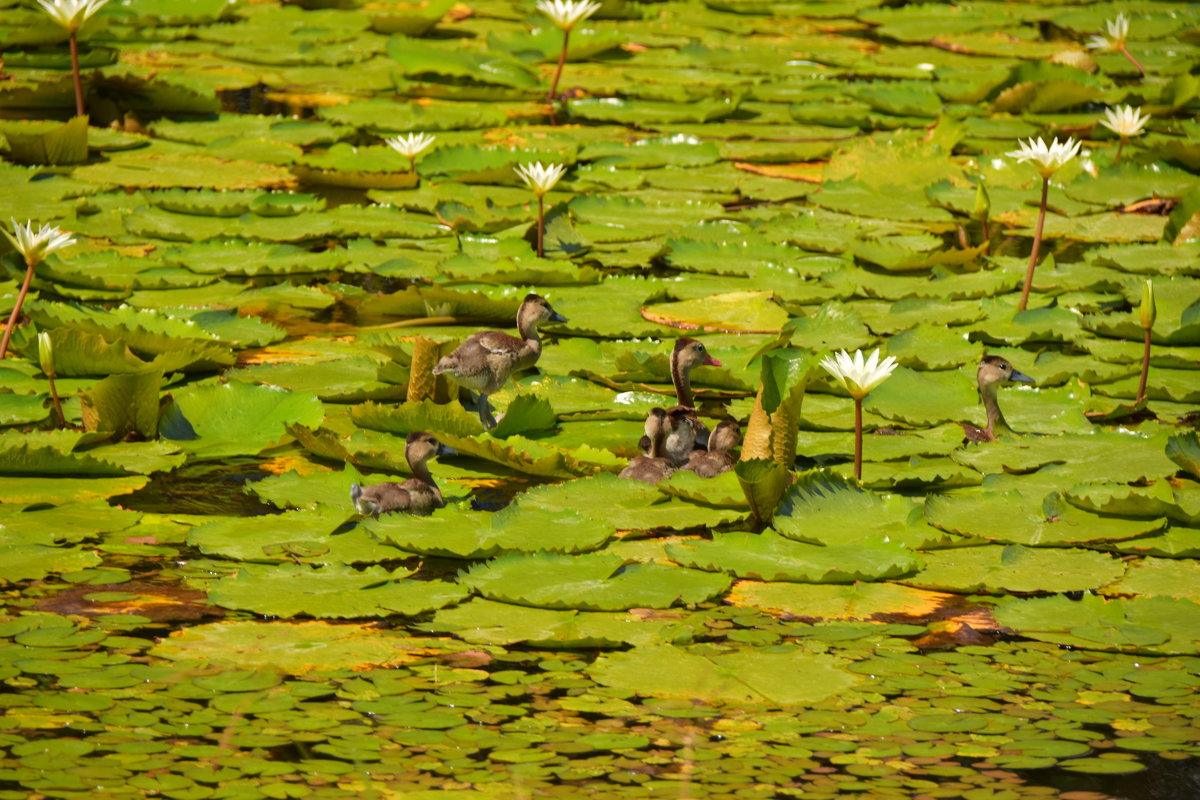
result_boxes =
[536,0,601,31]
[1006,136,1081,178]
[1086,13,1129,52]
[515,161,566,196]
[35,0,110,32]
[384,132,436,159]
[1099,105,1150,138]
[820,348,897,400]
[3,219,75,267]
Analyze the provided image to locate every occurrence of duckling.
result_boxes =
[663,406,703,466]
[640,337,722,453]
[685,420,741,478]
[432,293,567,430]
[960,355,1035,444]
[350,431,450,517]
[620,408,675,484]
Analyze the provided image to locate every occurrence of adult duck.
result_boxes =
[686,420,741,478]
[433,293,566,430]
[351,431,450,517]
[639,337,722,452]
[960,355,1034,444]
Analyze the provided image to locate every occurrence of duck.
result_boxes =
[620,408,675,484]
[350,431,451,517]
[960,355,1035,444]
[685,420,741,478]
[639,337,722,453]
[663,406,703,466]
[432,293,567,430]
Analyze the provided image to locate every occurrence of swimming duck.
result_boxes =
[350,431,450,517]
[960,355,1035,444]
[685,420,741,478]
[640,337,722,453]
[432,293,567,430]
[620,408,675,484]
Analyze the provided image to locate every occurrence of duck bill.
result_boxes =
[437,444,458,457]
[703,355,722,367]
[548,311,568,323]
[1009,369,1035,384]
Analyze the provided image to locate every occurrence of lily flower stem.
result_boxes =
[1137,327,1151,404]
[546,30,570,124]
[69,31,85,117]
[0,259,37,360]
[536,195,545,258]
[853,397,863,482]
[1120,46,1146,78]
[47,374,65,428]
[981,210,991,253]
[1018,176,1049,312]
[1114,138,1126,166]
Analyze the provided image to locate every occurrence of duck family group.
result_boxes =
[351,293,1032,517]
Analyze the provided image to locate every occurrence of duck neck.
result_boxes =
[670,354,694,408]
[516,312,544,360]
[981,383,1007,437]
[411,457,436,487]
[648,425,664,459]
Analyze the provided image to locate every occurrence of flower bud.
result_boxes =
[1139,279,1155,330]
[973,180,990,222]
[38,332,55,377]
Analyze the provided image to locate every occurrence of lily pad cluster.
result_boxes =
[1,0,1199,795]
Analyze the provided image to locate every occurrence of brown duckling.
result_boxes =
[350,431,450,517]
[685,420,741,478]
[620,408,675,484]
[960,355,1035,444]
[432,293,567,430]
[663,406,703,466]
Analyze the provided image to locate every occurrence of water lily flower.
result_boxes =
[516,161,566,196]
[537,0,601,31]
[384,132,436,173]
[820,348,897,481]
[35,0,111,116]
[1085,13,1129,53]
[1085,13,1144,76]
[536,0,601,118]
[1007,138,1080,311]
[1,220,75,360]
[1099,105,1149,165]
[516,162,567,258]
[1137,279,1155,403]
[1006,137,1081,179]
[38,332,66,427]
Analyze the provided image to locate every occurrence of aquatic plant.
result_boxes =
[819,348,897,480]
[0,219,74,360]
[34,0,110,117]
[1006,137,1081,311]
[515,161,566,258]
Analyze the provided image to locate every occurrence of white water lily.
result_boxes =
[3,219,75,267]
[1099,105,1150,138]
[35,0,110,32]
[384,132,436,159]
[1086,13,1129,52]
[515,161,566,196]
[536,0,601,31]
[1006,136,1081,179]
[820,348,898,400]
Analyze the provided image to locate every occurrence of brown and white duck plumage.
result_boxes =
[620,408,675,484]
[685,420,741,478]
[960,355,1034,444]
[432,293,566,430]
[351,431,450,517]
[639,337,722,453]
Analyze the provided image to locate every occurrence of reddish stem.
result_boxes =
[1136,327,1151,404]
[547,30,570,103]
[1018,176,1049,312]
[853,397,863,481]
[535,194,545,258]
[48,373,65,428]
[1120,46,1145,78]
[0,260,36,360]
[69,31,85,117]
[1114,138,1126,166]
[981,209,991,253]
